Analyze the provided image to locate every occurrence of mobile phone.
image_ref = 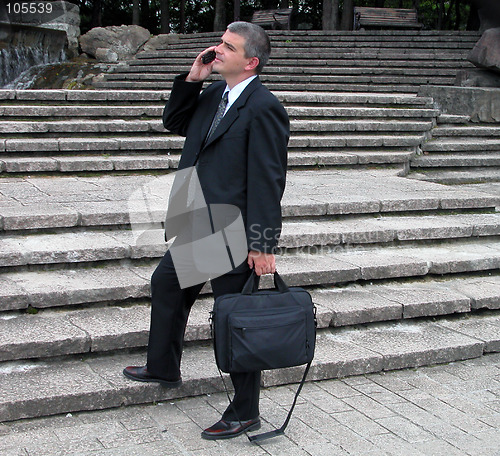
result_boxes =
[201,50,216,64]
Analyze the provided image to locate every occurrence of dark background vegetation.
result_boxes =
[62,0,480,35]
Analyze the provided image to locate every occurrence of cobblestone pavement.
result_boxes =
[0,354,498,456]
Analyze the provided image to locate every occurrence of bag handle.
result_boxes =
[241,270,290,295]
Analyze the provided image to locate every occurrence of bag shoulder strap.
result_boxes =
[216,361,312,443]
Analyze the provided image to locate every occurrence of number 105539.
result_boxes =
[7,2,54,14]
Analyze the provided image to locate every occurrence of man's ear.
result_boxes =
[245,57,260,72]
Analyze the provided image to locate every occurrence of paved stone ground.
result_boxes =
[1,354,498,456]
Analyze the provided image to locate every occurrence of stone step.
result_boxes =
[0,135,425,155]
[0,151,413,175]
[161,35,477,47]
[132,57,471,69]
[408,169,500,185]
[102,72,455,86]
[423,139,500,153]
[155,30,479,40]
[144,49,470,60]
[115,64,461,78]
[0,105,439,120]
[0,89,435,107]
[1,212,500,268]
[1,170,498,232]
[1,275,498,363]
[431,126,500,137]
[0,311,496,422]
[437,114,471,124]
[91,80,442,93]
[412,154,500,168]
[2,237,500,312]
[0,119,433,136]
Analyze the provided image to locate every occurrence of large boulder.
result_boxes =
[79,25,150,61]
[468,27,500,75]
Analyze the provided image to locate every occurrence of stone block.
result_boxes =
[57,157,114,172]
[0,359,119,422]
[66,90,108,101]
[334,251,429,281]
[0,276,30,311]
[3,158,59,173]
[418,86,500,123]
[449,279,500,310]
[261,331,384,387]
[379,197,440,212]
[5,139,59,152]
[0,90,15,100]
[278,254,361,286]
[0,315,90,362]
[374,285,471,319]
[14,231,130,265]
[6,267,149,309]
[59,138,119,151]
[311,289,402,326]
[340,320,484,371]
[438,313,500,353]
[0,205,79,231]
[68,306,150,352]
[15,90,66,101]
[67,201,131,226]
[112,156,171,171]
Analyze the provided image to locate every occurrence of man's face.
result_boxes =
[213,30,255,78]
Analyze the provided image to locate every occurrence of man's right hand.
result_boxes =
[186,46,217,83]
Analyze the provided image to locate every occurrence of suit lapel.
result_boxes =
[203,77,262,150]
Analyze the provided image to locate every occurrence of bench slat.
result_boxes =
[252,8,293,30]
[354,7,423,30]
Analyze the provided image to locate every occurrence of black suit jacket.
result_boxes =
[163,74,290,271]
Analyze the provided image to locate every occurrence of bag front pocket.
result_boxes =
[228,306,309,372]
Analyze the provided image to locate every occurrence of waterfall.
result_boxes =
[0,23,67,88]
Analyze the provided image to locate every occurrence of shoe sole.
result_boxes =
[201,421,261,440]
[122,369,182,389]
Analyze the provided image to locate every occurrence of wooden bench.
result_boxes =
[251,8,293,30]
[353,7,423,30]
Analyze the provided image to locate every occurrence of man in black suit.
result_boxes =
[123,21,289,440]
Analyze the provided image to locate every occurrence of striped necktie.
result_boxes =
[206,91,229,141]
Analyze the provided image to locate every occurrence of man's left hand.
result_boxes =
[247,251,275,276]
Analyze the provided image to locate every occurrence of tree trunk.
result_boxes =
[133,0,140,25]
[340,0,354,31]
[160,0,170,33]
[323,0,339,31]
[234,0,241,21]
[180,0,186,33]
[455,0,461,30]
[214,0,226,31]
[141,0,150,29]
[437,0,444,29]
[91,0,102,28]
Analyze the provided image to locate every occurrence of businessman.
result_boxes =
[123,21,290,440]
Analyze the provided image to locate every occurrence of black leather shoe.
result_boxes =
[201,417,261,440]
[123,366,182,388]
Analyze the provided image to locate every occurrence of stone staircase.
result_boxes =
[94,30,479,93]
[0,89,436,175]
[409,114,500,184]
[1,30,499,425]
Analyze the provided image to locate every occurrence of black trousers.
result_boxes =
[146,250,260,421]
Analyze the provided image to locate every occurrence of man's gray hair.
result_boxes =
[227,21,271,74]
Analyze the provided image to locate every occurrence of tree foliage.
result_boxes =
[74,0,478,35]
